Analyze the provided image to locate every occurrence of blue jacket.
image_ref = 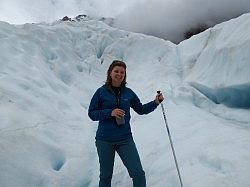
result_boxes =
[88,85,159,141]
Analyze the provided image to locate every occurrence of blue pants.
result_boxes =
[95,137,146,187]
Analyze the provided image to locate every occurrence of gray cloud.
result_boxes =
[114,0,250,43]
[0,0,134,24]
[1,0,250,43]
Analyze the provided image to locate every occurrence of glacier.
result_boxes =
[0,13,250,187]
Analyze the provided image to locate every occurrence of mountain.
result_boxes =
[0,13,250,187]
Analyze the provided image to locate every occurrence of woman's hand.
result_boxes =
[111,108,125,118]
[155,92,164,104]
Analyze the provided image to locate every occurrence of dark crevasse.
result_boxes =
[190,82,250,109]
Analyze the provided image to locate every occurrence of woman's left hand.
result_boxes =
[155,92,164,104]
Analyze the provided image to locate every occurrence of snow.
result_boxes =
[0,14,250,187]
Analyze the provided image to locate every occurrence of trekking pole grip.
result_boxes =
[157,90,163,103]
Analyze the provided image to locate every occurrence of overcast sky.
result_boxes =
[0,0,250,43]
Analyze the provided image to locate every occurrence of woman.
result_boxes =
[88,60,164,187]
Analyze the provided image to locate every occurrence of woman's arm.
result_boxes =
[130,92,159,115]
[88,89,112,121]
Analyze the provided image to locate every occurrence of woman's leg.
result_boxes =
[96,140,116,187]
[116,138,146,187]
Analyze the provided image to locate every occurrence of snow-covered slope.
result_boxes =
[0,14,250,187]
[178,13,250,109]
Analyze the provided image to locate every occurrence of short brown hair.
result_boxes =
[105,60,127,88]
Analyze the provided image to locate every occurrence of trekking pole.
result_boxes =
[157,91,183,187]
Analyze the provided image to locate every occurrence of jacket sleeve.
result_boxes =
[130,91,159,115]
[88,89,112,121]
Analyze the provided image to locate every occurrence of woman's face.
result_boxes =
[110,66,125,86]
